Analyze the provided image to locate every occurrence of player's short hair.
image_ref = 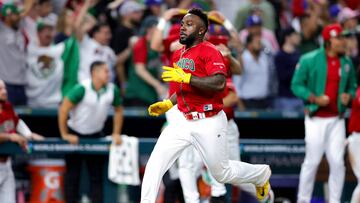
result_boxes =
[188,8,208,32]
[90,61,106,74]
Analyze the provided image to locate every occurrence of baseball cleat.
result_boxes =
[256,180,271,201]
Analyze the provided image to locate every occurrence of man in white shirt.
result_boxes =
[58,61,123,203]
[233,33,276,109]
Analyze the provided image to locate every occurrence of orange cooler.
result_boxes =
[28,159,65,203]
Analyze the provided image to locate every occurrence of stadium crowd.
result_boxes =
[1,0,360,203]
[0,0,358,111]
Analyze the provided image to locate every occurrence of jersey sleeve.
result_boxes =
[204,47,227,76]
[133,38,148,64]
[112,85,123,107]
[66,84,85,104]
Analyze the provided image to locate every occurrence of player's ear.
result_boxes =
[199,27,206,35]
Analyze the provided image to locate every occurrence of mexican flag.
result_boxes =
[26,36,79,108]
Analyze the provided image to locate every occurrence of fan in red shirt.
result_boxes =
[0,79,44,203]
[141,8,272,203]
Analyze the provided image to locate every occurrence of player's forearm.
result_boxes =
[112,106,124,135]
[190,74,226,92]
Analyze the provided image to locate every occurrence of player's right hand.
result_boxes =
[62,134,79,145]
[148,99,173,116]
[315,95,330,106]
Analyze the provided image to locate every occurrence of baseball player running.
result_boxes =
[347,81,360,203]
[141,8,271,203]
[291,24,357,203]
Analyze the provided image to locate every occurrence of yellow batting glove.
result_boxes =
[162,63,191,84]
[148,99,174,116]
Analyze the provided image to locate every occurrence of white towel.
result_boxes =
[108,135,140,185]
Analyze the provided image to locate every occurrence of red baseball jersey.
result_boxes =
[349,87,360,133]
[0,101,19,134]
[314,55,340,117]
[171,41,227,114]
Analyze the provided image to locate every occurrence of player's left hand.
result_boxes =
[148,99,173,116]
[162,63,191,84]
[341,93,351,106]
[112,134,122,145]
[30,133,45,141]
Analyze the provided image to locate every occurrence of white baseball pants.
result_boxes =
[177,118,241,203]
[297,116,346,203]
[347,132,360,203]
[0,160,15,203]
[141,110,271,203]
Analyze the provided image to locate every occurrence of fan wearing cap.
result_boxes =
[338,7,359,31]
[143,0,163,18]
[234,0,276,32]
[0,3,28,106]
[239,14,279,54]
[291,24,357,203]
[23,0,57,45]
[338,7,360,70]
[25,13,80,108]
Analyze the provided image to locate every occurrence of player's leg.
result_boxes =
[0,163,15,203]
[325,118,346,203]
[208,119,240,200]
[297,117,327,203]
[226,119,240,161]
[226,119,256,198]
[167,105,203,203]
[141,122,192,203]
[348,133,360,203]
[178,146,203,203]
[191,111,271,187]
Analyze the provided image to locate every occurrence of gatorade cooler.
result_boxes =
[28,159,65,203]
